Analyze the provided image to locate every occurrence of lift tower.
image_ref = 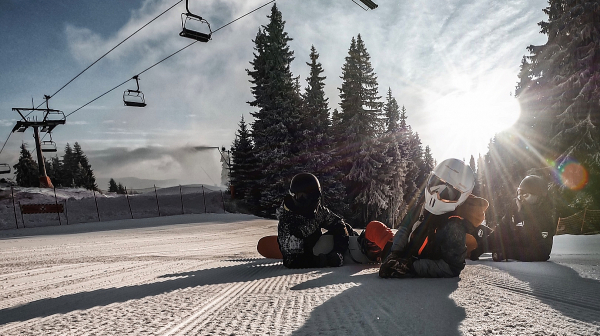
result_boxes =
[11,96,66,188]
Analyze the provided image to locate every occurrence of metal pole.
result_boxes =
[64,200,69,225]
[11,186,18,229]
[53,186,61,225]
[201,185,207,213]
[93,189,100,221]
[32,126,52,188]
[19,201,25,228]
[125,187,133,219]
[221,190,225,213]
[154,184,161,216]
[180,185,184,214]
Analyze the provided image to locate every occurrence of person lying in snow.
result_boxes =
[489,175,556,262]
[277,173,353,268]
[379,158,491,278]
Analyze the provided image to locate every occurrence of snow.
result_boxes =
[0,187,599,335]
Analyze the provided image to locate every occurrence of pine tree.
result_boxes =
[423,146,435,173]
[246,4,303,217]
[383,88,400,133]
[334,34,388,225]
[514,0,600,209]
[230,116,261,211]
[337,35,383,140]
[108,178,118,192]
[72,142,97,190]
[299,45,346,212]
[13,143,38,187]
[117,183,126,194]
[62,143,75,187]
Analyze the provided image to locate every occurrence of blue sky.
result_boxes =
[0,0,548,187]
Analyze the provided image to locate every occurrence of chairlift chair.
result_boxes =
[41,140,57,153]
[123,75,147,107]
[0,163,11,174]
[180,0,212,42]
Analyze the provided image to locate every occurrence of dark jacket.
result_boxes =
[390,206,469,277]
[277,195,350,268]
[498,199,555,261]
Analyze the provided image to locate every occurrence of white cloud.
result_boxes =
[50,0,550,181]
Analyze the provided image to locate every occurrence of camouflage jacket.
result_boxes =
[276,196,350,268]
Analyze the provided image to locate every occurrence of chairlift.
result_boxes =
[123,75,147,107]
[180,0,212,42]
[0,163,10,174]
[41,140,57,153]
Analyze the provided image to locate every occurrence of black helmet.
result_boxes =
[289,173,321,207]
[518,175,547,196]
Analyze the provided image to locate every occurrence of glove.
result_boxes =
[379,253,414,278]
[326,251,344,267]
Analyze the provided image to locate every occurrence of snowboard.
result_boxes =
[256,234,373,264]
[257,235,283,259]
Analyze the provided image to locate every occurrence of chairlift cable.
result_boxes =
[212,0,276,34]
[0,132,12,157]
[66,0,278,118]
[66,78,132,117]
[36,0,184,110]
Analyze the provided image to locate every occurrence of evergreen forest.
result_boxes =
[229,4,434,226]
[13,142,98,190]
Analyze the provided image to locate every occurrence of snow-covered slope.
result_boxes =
[0,213,598,335]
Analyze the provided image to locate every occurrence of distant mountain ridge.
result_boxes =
[96,177,186,190]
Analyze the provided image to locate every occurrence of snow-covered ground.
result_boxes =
[0,211,598,335]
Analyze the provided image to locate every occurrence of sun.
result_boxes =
[424,74,521,159]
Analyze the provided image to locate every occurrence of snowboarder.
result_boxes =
[277,173,353,268]
[490,175,556,261]
[379,158,490,278]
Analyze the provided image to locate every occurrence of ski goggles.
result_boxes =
[517,188,538,204]
[427,174,462,203]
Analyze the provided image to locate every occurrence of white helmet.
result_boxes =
[424,158,475,215]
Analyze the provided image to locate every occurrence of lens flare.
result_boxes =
[558,161,589,190]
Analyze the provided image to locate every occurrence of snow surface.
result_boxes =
[0,188,599,335]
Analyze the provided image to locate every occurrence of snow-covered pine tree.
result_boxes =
[13,143,38,187]
[380,88,407,227]
[299,45,346,213]
[383,88,400,133]
[515,0,600,209]
[335,35,388,225]
[246,4,303,217]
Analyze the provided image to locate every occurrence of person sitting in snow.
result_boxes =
[277,173,353,268]
[379,158,490,278]
[489,175,556,262]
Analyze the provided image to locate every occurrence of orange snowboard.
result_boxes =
[257,235,283,259]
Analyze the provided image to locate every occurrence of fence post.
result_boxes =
[19,201,25,228]
[221,190,226,213]
[125,187,133,219]
[581,208,587,234]
[201,185,207,213]
[154,185,161,216]
[180,185,184,214]
[53,186,62,226]
[11,186,18,229]
[64,200,69,225]
[93,189,100,222]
